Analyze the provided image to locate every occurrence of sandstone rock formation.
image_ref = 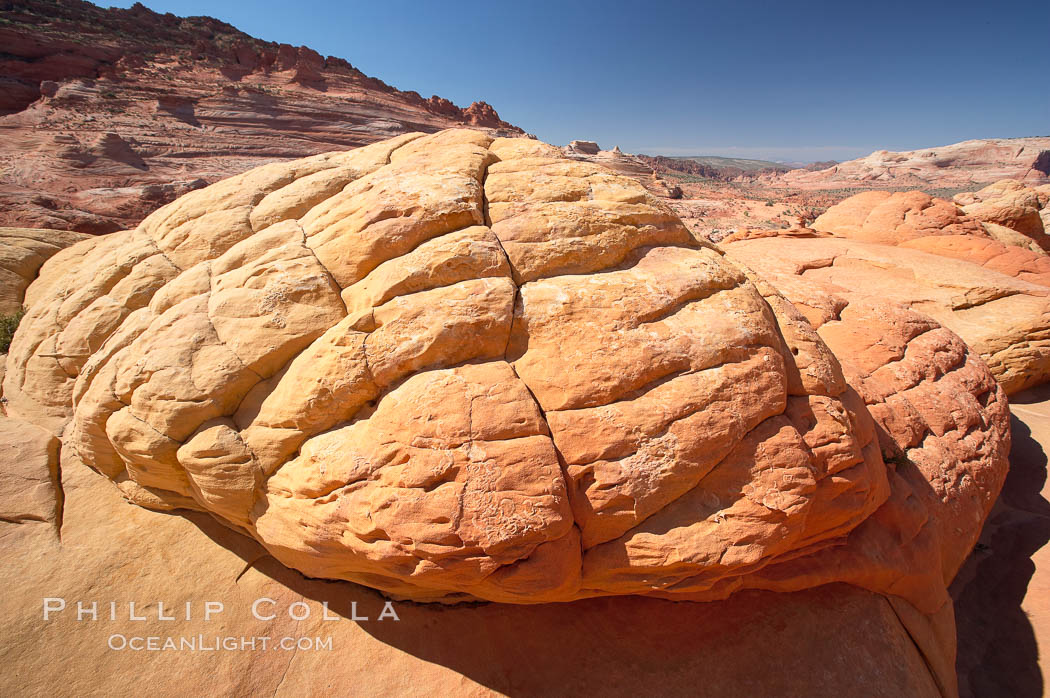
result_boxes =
[763,138,1050,190]
[0,428,954,696]
[0,0,523,233]
[3,129,887,603]
[811,190,984,245]
[0,227,89,314]
[899,235,1050,287]
[567,140,601,155]
[0,415,60,528]
[954,179,1049,241]
[0,130,1015,695]
[723,236,1050,395]
[812,184,1050,288]
[0,129,1005,634]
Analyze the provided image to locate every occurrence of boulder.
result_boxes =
[0,130,1003,617]
[6,129,899,604]
[0,129,1014,694]
[0,227,90,314]
[568,140,600,155]
[811,190,983,245]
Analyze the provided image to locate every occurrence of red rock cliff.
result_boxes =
[0,0,524,232]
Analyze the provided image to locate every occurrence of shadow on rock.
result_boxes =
[173,503,942,697]
[952,385,1050,698]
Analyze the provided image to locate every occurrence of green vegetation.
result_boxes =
[670,155,788,173]
[658,171,720,184]
[0,309,25,353]
[924,185,992,199]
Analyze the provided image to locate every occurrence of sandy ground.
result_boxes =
[663,178,847,241]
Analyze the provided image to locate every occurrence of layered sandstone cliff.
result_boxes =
[0,0,523,234]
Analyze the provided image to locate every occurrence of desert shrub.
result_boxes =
[0,309,25,353]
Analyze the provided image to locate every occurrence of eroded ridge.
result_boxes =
[724,236,1050,394]
[4,130,1006,605]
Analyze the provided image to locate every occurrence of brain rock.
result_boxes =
[6,130,999,604]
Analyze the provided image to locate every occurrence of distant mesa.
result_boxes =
[758,138,1050,190]
[636,153,802,181]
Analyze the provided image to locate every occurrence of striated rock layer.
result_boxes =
[0,0,523,234]
[4,130,1008,630]
[761,138,1050,190]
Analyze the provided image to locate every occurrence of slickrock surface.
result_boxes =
[0,227,89,314]
[0,435,948,697]
[0,129,1006,636]
[900,236,1050,287]
[810,183,1050,289]
[762,138,1050,190]
[0,0,523,234]
[954,180,1050,241]
[811,190,985,245]
[0,416,60,528]
[724,236,1050,395]
[814,182,1049,248]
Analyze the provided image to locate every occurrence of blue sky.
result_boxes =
[104,0,1048,162]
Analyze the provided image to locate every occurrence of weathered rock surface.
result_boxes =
[724,236,1050,395]
[567,140,601,155]
[0,227,89,314]
[954,179,1049,241]
[0,0,523,233]
[558,141,678,197]
[0,130,1008,625]
[900,235,1050,287]
[0,436,951,697]
[811,184,1050,290]
[816,182,1050,251]
[812,190,984,245]
[0,415,60,529]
